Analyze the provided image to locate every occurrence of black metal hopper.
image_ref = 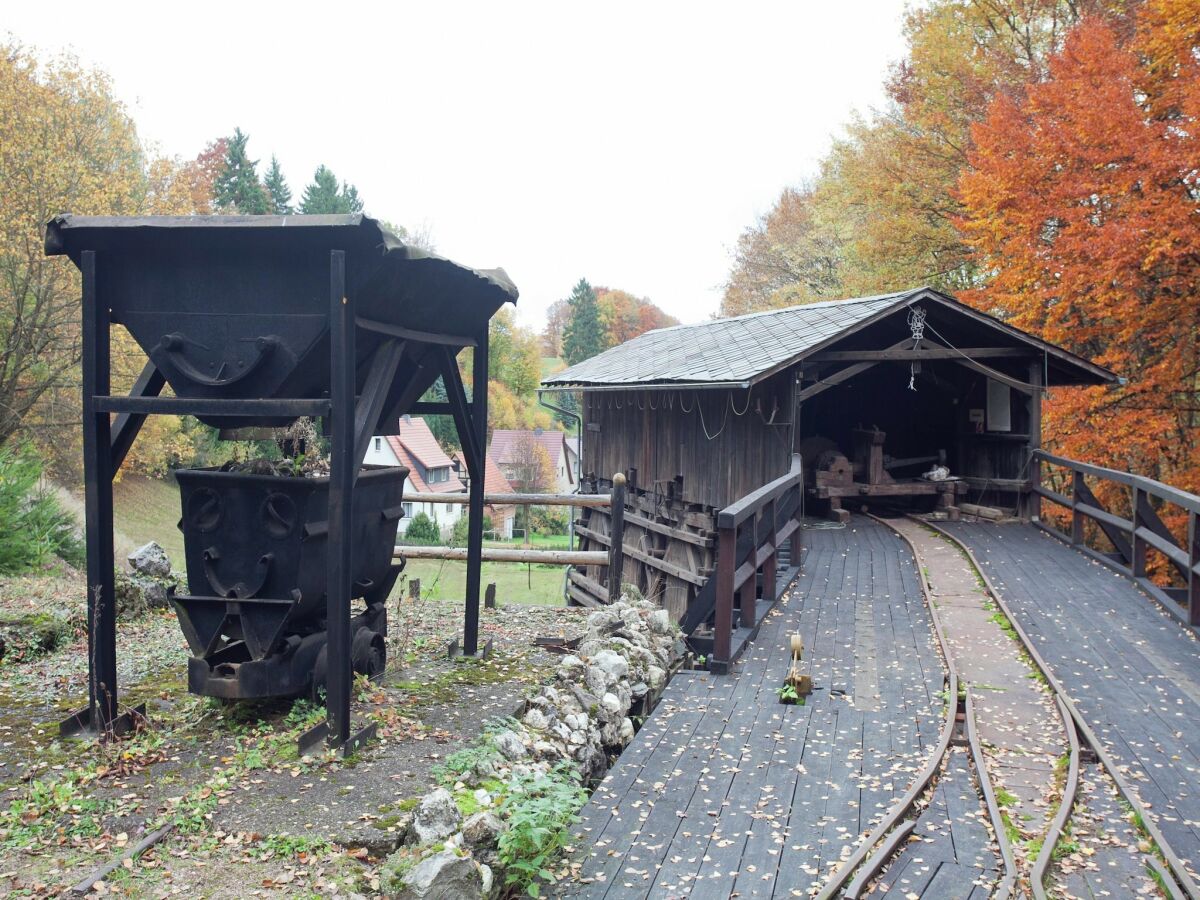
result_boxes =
[44,214,517,428]
[47,214,513,752]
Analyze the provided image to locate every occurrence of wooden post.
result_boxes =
[714,525,734,671]
[1071,470,1086,546]
[463,324,489,655]
[762,498,778,605]
[607,473,626,603]
[1131,487,1147,578]
[1188,511,1199,627]
[485,583,497,609]
[740,513,757,628]
[1027,360,1043,520]
[80,250,118,733]
[326,249,354,748]
[409,579,421,602]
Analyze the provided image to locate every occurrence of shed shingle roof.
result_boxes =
[543,291,910,388]
[541,287,1115,389]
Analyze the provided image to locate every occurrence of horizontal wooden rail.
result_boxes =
[1032,449,1200,628]
[403,491,611,508]
[394,545,608,566]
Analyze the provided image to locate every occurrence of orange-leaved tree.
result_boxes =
[958,10,1200,538]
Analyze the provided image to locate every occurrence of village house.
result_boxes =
[364,415,465,538]
[490,427,579,494]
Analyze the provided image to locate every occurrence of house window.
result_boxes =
[374,437,381,452]
[403,502,413,518]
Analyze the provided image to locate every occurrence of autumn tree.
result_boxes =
[300,165,363,214]
[506,433,555,494]
[263,155,293,214]
[542,298,570,357]
[562,278,606,365]
[594,287,677,344]
[213,127,270,214]
[720,0,1132,317]
[959,11,1200,507]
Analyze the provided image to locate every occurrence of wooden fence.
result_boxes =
[1032,449,1200,627]
[397,479,628,603]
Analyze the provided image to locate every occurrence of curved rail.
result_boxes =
[1031,695,1080,900]
[966,687,1017,898]
[819,512,1001,898]
[924,518,1196,899]
[814,672,958,900]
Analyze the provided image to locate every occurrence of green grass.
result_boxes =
[113,473,187,568]
[498,533,571,550]
[399,558,565,605]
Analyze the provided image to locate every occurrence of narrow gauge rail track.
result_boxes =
[817,514,1194,900]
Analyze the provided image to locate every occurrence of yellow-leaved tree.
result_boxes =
[0,43,202,477]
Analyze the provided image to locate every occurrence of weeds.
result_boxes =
[496,763,587,898]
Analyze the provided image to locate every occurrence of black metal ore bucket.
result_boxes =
[170,465,405,698]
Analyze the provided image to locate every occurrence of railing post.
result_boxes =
[607,472,626,604]
[1188,511,1199,627]
[740,513,757,628]
[762,497,778,606]
[1131,486,1147,579]
[1071,470,1085,546]
[790,485,803,564]
[714,524,735,671]
[1029,449,1042,520]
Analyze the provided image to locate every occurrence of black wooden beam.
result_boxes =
[809,347,1032,362]
[356,316,476,348]
[110,361,166,473]
[353,339,405,468]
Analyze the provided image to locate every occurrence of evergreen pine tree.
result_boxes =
[212,128,270,214]
[562,278,606,365]
[299,165,364,214]
[263,155,292,214]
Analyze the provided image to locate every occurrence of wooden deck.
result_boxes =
[566,518,947,898]
[941,521,1200,882]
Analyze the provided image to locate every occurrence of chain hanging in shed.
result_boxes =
[907,305,927,391]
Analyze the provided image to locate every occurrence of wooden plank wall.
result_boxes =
[572,482,717,621]
[581,371,794,511]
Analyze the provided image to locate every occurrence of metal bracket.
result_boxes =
[447,637,493,660]
[297,718,378,758]
[59,703,147,740]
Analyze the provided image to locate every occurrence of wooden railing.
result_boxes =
[711,454,805,673]
[1032,449,1200,627]
[398,477,628,603]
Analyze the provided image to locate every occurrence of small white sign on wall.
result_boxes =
[986,379,1012,432]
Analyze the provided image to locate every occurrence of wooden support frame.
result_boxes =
[324,248,356,749]
[437,330,490,658]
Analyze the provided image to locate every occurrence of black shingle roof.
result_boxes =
[542,288,1115,389]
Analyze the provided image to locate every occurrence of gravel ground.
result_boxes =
[0,577,589,898]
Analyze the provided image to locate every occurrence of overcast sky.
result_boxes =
[6,1,909,330]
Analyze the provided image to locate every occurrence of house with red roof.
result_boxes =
[452,450,518,540]
[364,415,465,539]
[489,427,579,494]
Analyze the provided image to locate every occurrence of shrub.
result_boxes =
[529,506,567,536]
[403,511,440,545]
[450,514,493,546]
[0,445,84,573]
[496,763,587,897]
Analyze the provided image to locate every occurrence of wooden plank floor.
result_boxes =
[565,517,947,898]
[942,522,1200,882]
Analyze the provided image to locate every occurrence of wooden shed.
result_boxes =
[541,287,1115,667]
